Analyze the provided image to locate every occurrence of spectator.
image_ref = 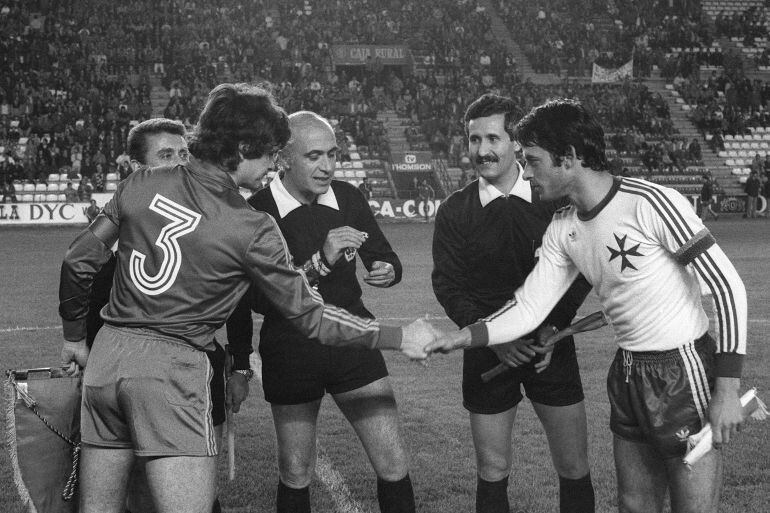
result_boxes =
[745,170,761,218]
[358,176,373,199]
[2,182,17,203]
[85,199,100,222]
[78,177,93,202]
[700,175,719,221]
[63,182,80,203]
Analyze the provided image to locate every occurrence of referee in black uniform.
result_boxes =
[432,94,594,513]
[227,111,415,513]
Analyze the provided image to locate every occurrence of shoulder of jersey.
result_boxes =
[443,180,477,205]
[331,179,357,194]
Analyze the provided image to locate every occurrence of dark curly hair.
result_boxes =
[515,98,609,172]
[188,83,290,171]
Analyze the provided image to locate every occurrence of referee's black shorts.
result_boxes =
[462,337,584,414]
[608,333,716,459]
[259,335,388,405]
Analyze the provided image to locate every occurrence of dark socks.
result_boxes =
[558,473,595,513]
[476,475,510,513]
[276,480,310,513]
[376,474,416,513]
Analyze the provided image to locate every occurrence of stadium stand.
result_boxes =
[4,0,770,203]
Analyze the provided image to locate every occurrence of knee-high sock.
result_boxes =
[277,480,310,513]
[476,475,509,513]
[559,473,595,513]
[376,474,416,513]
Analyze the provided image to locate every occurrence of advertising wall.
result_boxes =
[1,194,765,225]
[0,202,91,225]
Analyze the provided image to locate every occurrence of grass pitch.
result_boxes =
[0,217,768,513]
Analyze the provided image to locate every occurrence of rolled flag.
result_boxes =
[683,388,767,469]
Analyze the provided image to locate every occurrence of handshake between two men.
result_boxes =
[397,319,557,368]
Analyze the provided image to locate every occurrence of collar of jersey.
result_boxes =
[478,165,531,207]
[186,156,238,190]
[270,175,340,218]
[577,176,622,221]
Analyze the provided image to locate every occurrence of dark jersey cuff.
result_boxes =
[374,325,402,350]
[231,353,251,370]
[467,322,489,347]
[715,353,743,378]
[62,318,86,342]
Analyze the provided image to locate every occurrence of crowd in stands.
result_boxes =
[5,0,770,203]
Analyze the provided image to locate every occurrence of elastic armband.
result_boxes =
[89,214,119,248]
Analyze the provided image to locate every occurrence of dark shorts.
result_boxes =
[462,337,585,414]
[607,333,716,459]
[81,324,224,457]
[259,336,388,405]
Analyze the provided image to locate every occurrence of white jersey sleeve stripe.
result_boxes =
[620,179,693,245]
[322,307,379,331]
[694,250,741,353]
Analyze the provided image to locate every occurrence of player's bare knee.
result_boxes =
[618,491,660,513]
[553,457,590,480]
[279,466,314,489]
[374,454,409,482]
[476,455,511,482]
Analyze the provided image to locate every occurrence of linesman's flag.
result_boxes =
[5,368,81,513]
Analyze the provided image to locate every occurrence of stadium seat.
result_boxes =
[33,193,45,202]
[47,183,60,192]
[34,183,46,192]
[45,193,58,202]
[48,173,60,182]
[106,173,118,181]
[352,161,363,169]
[57,194,66,202]
[350,152,361,160]
[355,170,366,178]
[106,182,118,191]
[58,173,69,182]
[20,194,33,202]
[22,183,35,192]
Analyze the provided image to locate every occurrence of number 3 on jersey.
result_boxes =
[129,194,202,296]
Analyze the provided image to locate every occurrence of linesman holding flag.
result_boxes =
[432,94,594,513]
[428,99,748,513]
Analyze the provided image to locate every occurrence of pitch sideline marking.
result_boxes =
[249,354,369,513]
[5,316,770,333]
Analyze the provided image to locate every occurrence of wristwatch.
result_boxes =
[231,368,255,381]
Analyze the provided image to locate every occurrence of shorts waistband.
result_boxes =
[619,333,712,362]
[102,323,202,351]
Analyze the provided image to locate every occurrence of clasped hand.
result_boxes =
[323,226,368,266]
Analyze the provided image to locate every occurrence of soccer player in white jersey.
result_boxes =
[427,99,747,513]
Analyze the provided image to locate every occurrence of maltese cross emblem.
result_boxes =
[607,233,643,272]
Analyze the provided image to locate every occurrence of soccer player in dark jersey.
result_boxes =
[59,83,436,513]
[432,94,594,513]
[429,99,747,513]
[227,111,415,513]
[82,117,236,513]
